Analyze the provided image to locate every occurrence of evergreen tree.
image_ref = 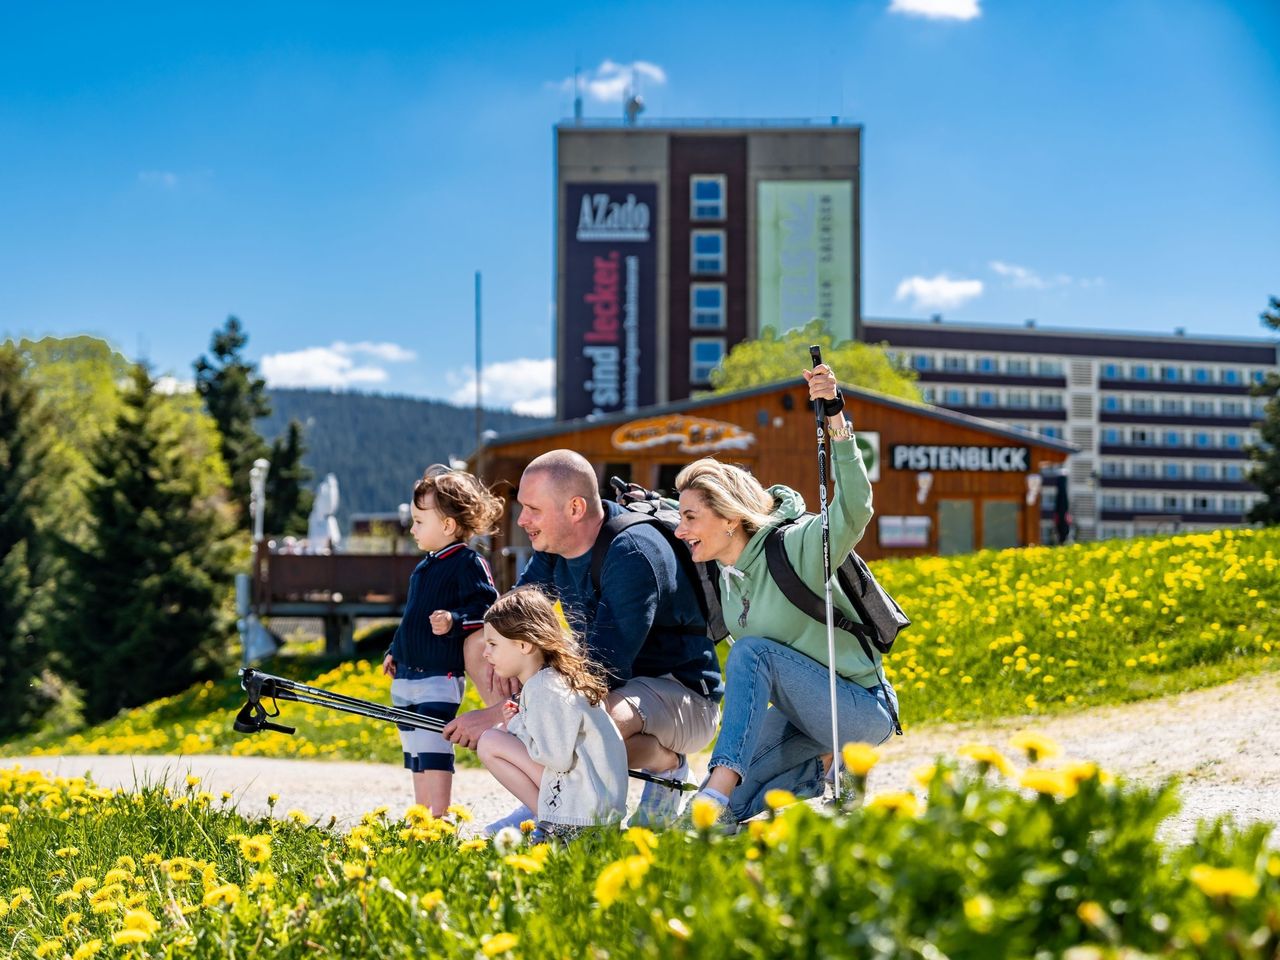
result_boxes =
[0,345,58,734]
[264,419,314,538]
[1246,296,1280,525]
[711,319,921,402]
[67,364,235,721]
[194,316,271,517]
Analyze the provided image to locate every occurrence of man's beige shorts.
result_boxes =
[613,674,720,756]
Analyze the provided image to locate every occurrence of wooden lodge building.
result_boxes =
[470,380,1075,590]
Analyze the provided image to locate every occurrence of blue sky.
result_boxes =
[2,0,1277,414]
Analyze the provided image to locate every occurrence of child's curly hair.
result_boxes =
[413,465,504,541]
[483,587,610,706]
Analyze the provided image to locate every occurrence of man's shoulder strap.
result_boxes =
[589,512,665,594]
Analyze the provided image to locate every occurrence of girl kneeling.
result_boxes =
[477,587,629,837]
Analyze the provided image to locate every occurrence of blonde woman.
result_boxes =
[476,587,629,839]
[674,362,898,825]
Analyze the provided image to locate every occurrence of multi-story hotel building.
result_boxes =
[554,120,861,420]
[864,318,1277,542]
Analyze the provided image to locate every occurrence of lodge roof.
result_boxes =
[478,379,1078,456]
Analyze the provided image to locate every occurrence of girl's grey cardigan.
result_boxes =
[507,668,629,828]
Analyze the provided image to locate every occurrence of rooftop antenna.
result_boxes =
[573,57,583,123]
[623,67,645,125]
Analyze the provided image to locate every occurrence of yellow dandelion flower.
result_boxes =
[185,775,201,788]
[459,838,488,853]
[866,791,920,817]
[957,743,1014,777]
[201,883,240,908]
[1009,731,1061,763]
[447,804,473,822]
[690,796,721,831]
[421,888,444,910]
[594,856,650,908]
[482,932,519,956]
[623,826,659,860]
[764,789,797,810]
[238,834,272,865]
[35,939,65,959]
[72,939,103,960]
[342,862,367,880]
[519,819,537,834]
[1020,768,1078,799]
[62,912,83,933]
[122,908,160,933]
[503,854,544,874]
[111,929,150,946]
[287,809,309,825]
[1189,865,1259,900]
[114,856,137,873]
[102,869,131,886]
[841,742,881,776]
[911,764,937,788]
[141,854,161,866]
[56,846,80,858]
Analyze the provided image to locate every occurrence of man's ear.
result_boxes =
[567,496,586,520]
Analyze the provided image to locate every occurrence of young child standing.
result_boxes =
[382,465,502,816]
[476,587,629,838]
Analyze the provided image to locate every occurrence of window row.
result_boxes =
[1099,394,1266,418]
[1099,361,1269,386]
[1005,423,1065,440]
[923,386,1064,409]
[1099,427,1256,449]
[904,352,1065,377]
[1099,460,1251,480]
[1100,492,1256,514]
[1098,520,1250,540]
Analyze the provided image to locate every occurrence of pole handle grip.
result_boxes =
[809,345,823,368]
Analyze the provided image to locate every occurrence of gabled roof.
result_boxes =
[479,379,1078,455]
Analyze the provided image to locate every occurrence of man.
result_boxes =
[444,449,723,828]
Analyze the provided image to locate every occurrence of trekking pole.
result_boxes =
[809,345,844,805]
[232,669,696,792]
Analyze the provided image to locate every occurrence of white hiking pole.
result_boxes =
[809,345,844,805]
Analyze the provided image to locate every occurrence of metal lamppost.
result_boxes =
[240,458,273,666]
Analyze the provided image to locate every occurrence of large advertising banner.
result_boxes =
[757,180,854,340]
[562,183,658,420]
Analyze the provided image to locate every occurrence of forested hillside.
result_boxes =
[258,389,548,522]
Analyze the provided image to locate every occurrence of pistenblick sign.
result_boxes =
[891,445,1029,472]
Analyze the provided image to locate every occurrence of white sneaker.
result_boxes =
[483,803,533,836]
[630,755,691,828]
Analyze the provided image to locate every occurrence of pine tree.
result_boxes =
[1246,296,1280,525]
[264,419,314,538]
[194,316,271,517]
[67,364,235,721]
[0,345,58,734]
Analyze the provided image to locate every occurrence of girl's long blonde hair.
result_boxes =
[483,587,610,705]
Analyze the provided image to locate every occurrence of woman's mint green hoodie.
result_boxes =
[717,435,879,687]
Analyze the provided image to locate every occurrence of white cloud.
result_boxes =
[138,170,180,189]
[895,274,984,311]
[888,0,981,20]
[989,260,1102,291]
[556,59,668,103]
[261,340,416,389]
[449,357,555,416]
[153,375,194,395]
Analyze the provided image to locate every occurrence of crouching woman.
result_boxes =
[674,362,899,825]
[476,586,629,839]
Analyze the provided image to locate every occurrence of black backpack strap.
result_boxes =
[590,512,719,638]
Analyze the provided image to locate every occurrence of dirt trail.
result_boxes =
[10,671,1278,844]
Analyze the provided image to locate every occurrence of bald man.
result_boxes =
[444,449,723,828]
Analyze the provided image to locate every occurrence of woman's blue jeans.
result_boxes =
[710,635,898,822]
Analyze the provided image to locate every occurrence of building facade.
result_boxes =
[471,379,1073,589]
[555,121,861,420]
[864,318,1277,541]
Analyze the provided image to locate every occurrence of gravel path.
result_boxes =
[10,671,1278,844]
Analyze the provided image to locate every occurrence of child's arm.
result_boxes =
[440,553,499,640]
[513,676,581,773]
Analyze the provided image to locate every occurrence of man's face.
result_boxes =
[516,469,577,556]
